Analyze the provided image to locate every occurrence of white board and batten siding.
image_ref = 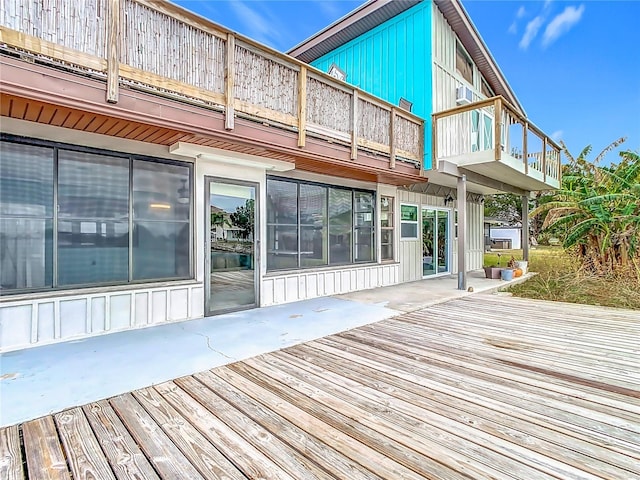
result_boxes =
[398,189,483,283]
[262,264,399,306]
[464,201,485,270]
[432,3,487,159]
[0,283,205,352]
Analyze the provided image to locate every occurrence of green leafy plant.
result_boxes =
[531,138,640,277]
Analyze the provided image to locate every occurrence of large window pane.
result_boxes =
[0,141,54,292]
[58,220,129,285]
[57,151,129,285]
[133,160,190,221]
[300,226,327,267]
[328,224,351,264]
[355,227,374,262]
[354,191,374,262]
[300,184,327,267]
[133,222,190,280]
[266,178,376,271]
[267,179,298,270]
[267,225,298,270]
[0,218,53,291]
[329,188,352,265]
[0,142,53,216]
[58,150,129,219]
[267,179,297,224]
[132,160,191,280]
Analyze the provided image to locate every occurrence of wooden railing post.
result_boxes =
[389,107,396,169]
[523,121,528,174]
[431,116,438,171]
[106,0,120,103]
[297,66,307,148]
[542,136,548,182]
[350,90,358,160]
[494,97,502,160]
[225,33,235,130]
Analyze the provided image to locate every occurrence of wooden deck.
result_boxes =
[2,295,639,479]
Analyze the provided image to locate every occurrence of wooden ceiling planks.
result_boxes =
[1,92,424,186]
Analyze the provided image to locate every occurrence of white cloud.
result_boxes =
[312,0,342,18]
[508,21,518,34]
[517,6,526,18]
[519,16,544,50]
[228,0,284,47]
[551,130,564,141]
[542,5,585,47]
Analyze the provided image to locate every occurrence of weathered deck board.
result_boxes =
[22,417,71,480]
[54,407,117,480]
[0,425,23,480]
[110,393,205,479]
[2,294,639,479]
[82,400,160,480]
[131,387,247,480]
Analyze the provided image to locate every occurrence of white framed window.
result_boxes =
[400,204,419,239]
[380,196,394,260]
[456,41,474,85]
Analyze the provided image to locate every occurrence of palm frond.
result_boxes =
[594,137,626,164]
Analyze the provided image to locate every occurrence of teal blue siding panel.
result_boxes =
[312,1,433,169]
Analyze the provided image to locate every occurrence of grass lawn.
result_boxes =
[485,246,640,310]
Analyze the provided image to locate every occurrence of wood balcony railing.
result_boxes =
[432,96,561,186]
[0,0,424,168]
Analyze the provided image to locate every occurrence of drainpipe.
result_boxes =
[457,174,467,290]
[522,193,530,261]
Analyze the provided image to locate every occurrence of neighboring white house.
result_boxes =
[489,227,522,250]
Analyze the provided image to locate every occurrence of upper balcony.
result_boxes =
[0,0,423,181]
[433,96,561,192]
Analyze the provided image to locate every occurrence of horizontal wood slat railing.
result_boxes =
[432,96,561,185]
[0,0,424,167]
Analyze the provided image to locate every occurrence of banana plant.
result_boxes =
[532,138,640,277]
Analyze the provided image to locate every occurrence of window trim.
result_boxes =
[400,203,419,240]
[380,196,395,261]
[0,134,194,296]
[266,176,376,271]
[455,40,474,86]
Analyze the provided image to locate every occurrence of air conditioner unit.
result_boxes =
[455,85,473,105]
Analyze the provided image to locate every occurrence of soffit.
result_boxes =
[289,0,524,114]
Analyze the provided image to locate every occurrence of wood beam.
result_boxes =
[225,33,235,130]
[389,107,396,169]
[351,90,358,160]
[106,0,120,103]
[297,66,307,148]
[431,116,438,171]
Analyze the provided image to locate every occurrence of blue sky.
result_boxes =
[175,0,640,165]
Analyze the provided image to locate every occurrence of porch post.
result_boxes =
[522,193,530,261]
[457,174,467,290]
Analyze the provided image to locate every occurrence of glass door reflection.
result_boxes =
[207,179,257,315]
[422,207,450,277]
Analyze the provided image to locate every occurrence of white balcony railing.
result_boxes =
[433,96,561,185]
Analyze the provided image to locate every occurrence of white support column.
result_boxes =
[457,175,467,290]
[522,193,530,261]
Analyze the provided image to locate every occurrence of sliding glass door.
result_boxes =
[422,208,450,277]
